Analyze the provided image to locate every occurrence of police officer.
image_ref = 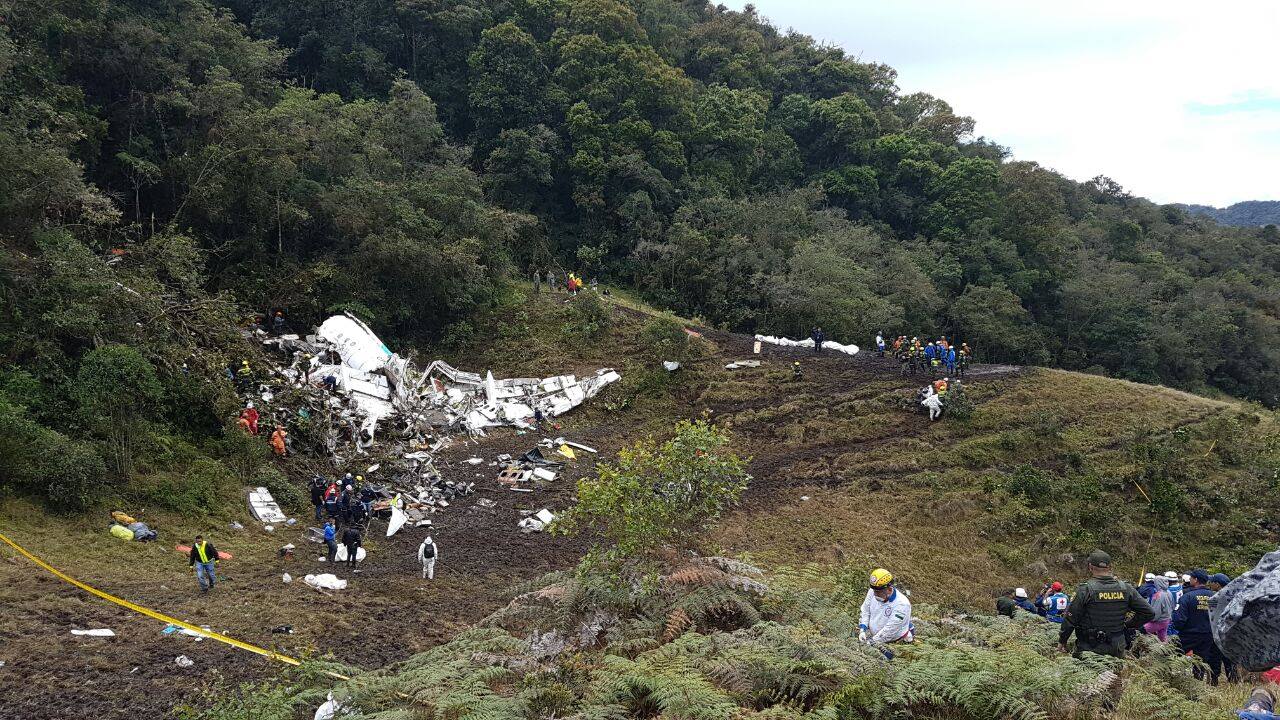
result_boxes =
[1174,568,1224,684]
[1059,550,1155,658]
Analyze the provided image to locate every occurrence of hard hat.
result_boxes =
[869,568,893,588]
[345,485,353,491]
[1050,581,1063,591]
[1163,571,1178,580]
[1014,587,1028,598]
[356,475,364,482]
[1181,574,1192,583]
[246,401,254,409]
[1144,572,1155,581]
[241,360,250,365]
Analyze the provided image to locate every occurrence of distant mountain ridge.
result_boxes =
[1173,200,1280,226]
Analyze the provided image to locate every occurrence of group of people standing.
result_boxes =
[998,551,1240,686]
[889,336,971,377]
[533,268,597,295]
[311,473,375,567]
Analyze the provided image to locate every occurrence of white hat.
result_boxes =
[1164,571,1178,580]
[246,401,254,409]
[1181,574,1192,583]
[1014,587,1028,598]
[1144,573,1155,580]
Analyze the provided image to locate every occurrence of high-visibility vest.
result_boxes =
[195,541,211,563]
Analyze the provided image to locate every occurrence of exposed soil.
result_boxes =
[0,308,1018,720]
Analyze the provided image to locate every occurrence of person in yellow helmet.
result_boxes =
[859,568,914,647]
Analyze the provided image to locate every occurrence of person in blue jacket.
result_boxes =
[1014,587,1038,614]
[1138,572,1157,601]
[1174,568,1223,684]
[1040,582,1070,623]
[945,346,957,374]
[323,519,338,563]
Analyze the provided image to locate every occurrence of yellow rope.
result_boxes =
[0,530,348,680]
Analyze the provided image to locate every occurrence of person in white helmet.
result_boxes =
[1166,571,1183,606]
[859,568,914,647]
[418,536,439,580]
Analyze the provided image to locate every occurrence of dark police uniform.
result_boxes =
[1060,552,1155,658]
[1174,581,1223,684]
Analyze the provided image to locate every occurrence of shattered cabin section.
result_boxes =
[255,313,620,532]
[270,312,620,442]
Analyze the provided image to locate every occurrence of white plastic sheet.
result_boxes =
[304,573,348,591]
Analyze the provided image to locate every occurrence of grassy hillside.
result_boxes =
[1,288,1276,719]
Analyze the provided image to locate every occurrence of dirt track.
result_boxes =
[0,313,1018,720]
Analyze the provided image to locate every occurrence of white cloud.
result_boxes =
[733,1,1280,205]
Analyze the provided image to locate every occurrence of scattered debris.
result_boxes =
[753,340,761,354]
[314,693,344,720]
[725,360,761,370]
[518,508,557,533]
[465,457,484,465]
[175,655,194,668]
[283,573,293,584]
[532,467,557,482]
[476,498,497,509]
[755,334,859,356]
[279,543,296,559]
[305,574,348,591]
[248,487,287,523]
[663,361,680,371]
[228,521,244,531]
[70,629,115,637]
[558,445,577,461]
[800,495,810,501]
[271,625,294,634]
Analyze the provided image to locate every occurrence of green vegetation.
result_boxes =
[185,554,1248,720]
[554,419,749,559]
[4,0,1280,510]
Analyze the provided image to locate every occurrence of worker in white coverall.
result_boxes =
[921,387,943,420]
[859,568,914,655]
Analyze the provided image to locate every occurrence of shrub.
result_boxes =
[553,419,750,558]
[255,466,307,514]
[637,316,690,363]
[0,398,108,512]
[561,292,613,340]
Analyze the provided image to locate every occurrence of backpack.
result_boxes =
[421,542,436,559]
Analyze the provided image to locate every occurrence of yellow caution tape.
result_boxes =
[0,530,348,680]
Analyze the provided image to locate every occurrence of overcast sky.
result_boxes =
[731,1,1278,206]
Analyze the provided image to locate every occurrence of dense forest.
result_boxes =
[1175,201,1280,227]
[3,0,1280,509]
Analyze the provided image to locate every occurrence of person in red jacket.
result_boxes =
[239,402,259,436]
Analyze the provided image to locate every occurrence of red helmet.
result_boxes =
[1050,581,1063,592]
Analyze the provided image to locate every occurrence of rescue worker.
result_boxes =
[922,387,943,421]
[792,361,802,381]
[876,333,886,357]
[946,345,957,374]
[1174,569,1223,684]
[996,588,1017,617]
[323,480,340,519]
[1208,573,1231,592]
[1166,570,1184,606]
[810,327,825,353]
[188,535,219,592]
[1144,575,1174,641]
[323,519,338,563]
[236,360,254,390]
[1014,587,1037,614]
[239,402,259,436]
[272,310,286,336]
[859,568,914,650]
[419,536,439,580]
[1139,572,1158,601]
[341,526,361,569]
[269,425,288,456]
[1042,582,1070,623]
[338,485,355,525]
[1059,550,1155,658]
[309,474,327,521]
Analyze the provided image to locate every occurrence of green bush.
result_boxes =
[637,316,691,363]
[134,457,236,516]
[561,292,613,340]
[255,466,307,514]
[0,398,108,512]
